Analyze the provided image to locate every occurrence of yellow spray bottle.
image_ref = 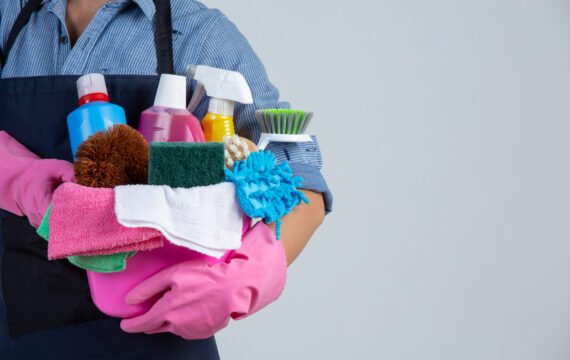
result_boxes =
[186,65,253,142]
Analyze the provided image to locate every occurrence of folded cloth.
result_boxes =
[48,183,163,260]
[37,205,134,273]
[115,183,243,258]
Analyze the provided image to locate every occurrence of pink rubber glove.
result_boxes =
[120,222,288,340]
[0,131,74,227]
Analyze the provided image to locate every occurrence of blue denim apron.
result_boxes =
[0,0,219,358]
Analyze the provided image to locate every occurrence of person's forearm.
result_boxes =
[267,190,325,265]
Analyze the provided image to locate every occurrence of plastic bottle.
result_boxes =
[138,74,205,143]
[202,99,237,143]
[187,65,253,142]
[67,74,127,159]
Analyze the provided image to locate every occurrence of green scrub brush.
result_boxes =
[255,109,314,150]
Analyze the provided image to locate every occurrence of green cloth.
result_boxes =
[148,142,225,188]
[37,205,133,273]
[68,252,135,273]
[36,204,52,241]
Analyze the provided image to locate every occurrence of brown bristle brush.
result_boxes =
[74,124,149,188]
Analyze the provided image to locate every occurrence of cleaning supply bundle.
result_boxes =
[67,74,127,159]
[42,69,312,321]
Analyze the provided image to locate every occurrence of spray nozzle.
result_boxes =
[186,65,253,114]
[186,65,203,113]
[186,65,198,80]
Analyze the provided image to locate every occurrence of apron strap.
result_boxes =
[1,0,43,69]
[154,0,175,74]
[1,0,175,74]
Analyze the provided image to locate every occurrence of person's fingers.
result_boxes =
[61,168,76,183]
[120,295,170,333]
[190,316,230,340]
[146,316,230,340]
[55,165,75,183]
[126,260,213,305]
[146,323,175,336]
[125,267,175,305]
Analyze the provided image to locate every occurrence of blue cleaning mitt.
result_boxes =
[225,151,309,239]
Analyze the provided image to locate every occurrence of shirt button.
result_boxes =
[60,35,69,44]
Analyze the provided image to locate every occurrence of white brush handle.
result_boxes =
[257,133,313,150]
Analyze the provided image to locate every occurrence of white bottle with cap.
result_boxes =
[67,73,127,159]
[138,74,205,143]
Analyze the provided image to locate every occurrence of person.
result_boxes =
[0,0,332,358]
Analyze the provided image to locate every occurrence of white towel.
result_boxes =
[115,183,243,258]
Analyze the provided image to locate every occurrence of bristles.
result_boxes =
[74,125,149,188]
[255,109,313,135]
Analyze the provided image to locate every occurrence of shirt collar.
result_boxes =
[44,0,156,22]
[130,0,156,21]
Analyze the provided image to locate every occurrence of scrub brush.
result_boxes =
[74,124,149,188]
[255,109,314,150]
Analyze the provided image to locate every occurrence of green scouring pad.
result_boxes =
[149,142,226,188]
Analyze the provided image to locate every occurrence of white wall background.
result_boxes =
[202,1,570,359]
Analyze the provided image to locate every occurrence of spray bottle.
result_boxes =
[186,65,253,142]
[138,74,205,143]
[67,74,127,159]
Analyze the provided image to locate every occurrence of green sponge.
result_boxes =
[148,142,225,188]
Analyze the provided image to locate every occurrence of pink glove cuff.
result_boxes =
[229,222,288,320]
[0,131,74,227]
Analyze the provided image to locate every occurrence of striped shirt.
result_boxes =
[0,0,332,211]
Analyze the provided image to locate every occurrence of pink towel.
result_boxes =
[48,182,163,260]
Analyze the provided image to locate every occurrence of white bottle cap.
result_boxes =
[208,98,235,116]
[154,74,187,110]
[76,73,108,99]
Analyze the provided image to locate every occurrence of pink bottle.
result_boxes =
[138,74,205,143]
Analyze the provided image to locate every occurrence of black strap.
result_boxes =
[1,0,43,68]
[1,0,175,74]
[153,0,175,74]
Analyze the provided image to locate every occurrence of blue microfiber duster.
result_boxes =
[225,150,309,239]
